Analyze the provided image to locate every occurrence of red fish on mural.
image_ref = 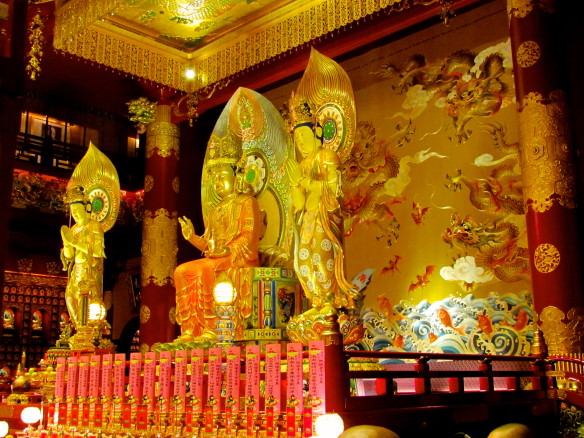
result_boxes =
[408,265,436,292]
[411,201,430,225]
[377,295,402,323]
[477,313,494,336]
[436,308,466,335]
[393,333,404,349]
[502,308,529,331]
[381,255,402,275]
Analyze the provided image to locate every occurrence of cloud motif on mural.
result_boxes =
[440,255,494,289]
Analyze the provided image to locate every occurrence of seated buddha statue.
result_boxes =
[174,162,263,343]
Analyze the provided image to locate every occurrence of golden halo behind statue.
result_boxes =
[201,87,294,264]
[66,142,121,232]
[294,47,356,162]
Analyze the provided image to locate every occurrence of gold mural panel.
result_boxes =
[518,90,577,212]
[533,243,560,273]
[516,40,540,68]
[539,306,584,354]
[141,208,178,286]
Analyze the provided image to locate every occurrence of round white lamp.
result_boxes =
[213,275,235,305]
[0,420,9,437]
[88,302,106,321]
[314,413,344,438]
[20,406,42,425]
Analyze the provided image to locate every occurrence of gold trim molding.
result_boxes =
[507,0,555,19]
[3,271,67,289]
[539,306,584,354]
[518,90,577,212]
[54,0,421,92]
[141,208,178,287]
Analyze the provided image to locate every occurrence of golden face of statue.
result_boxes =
[293,125,317,156]
[70,201,89,225]
[210,165,236,198]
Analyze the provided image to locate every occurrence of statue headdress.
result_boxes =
[66,142,121,232]
[289,47,356,161]
[289,93,317,130]
[206,134,240,169]
[201,87,294,265]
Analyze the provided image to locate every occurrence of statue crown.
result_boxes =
[207,134,239,167]
[289,92,316,128]
[65,186,89,204]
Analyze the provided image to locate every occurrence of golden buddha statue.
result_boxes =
[61,185,106,330]
[174,160,263,342]
[60,143,120,349]
[173,87,295,345]
[286,48,358,343]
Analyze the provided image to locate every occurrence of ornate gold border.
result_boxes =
[539,306,584,354]
[518,90,577,212]
[54,0,420,92]
[141,208,178,287]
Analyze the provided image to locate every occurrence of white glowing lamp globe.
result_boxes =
[88,302,106,321]
[0,420,9,437]
[314,413,344,438]
[185,68,196,80]
[20,406,42,425]
[213,280,235,305]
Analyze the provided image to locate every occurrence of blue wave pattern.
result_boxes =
[349,291,535,356]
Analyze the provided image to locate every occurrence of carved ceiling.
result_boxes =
[52,0,443,93]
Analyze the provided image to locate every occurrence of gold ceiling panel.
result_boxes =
[54,0,410,92]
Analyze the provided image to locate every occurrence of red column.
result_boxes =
[139,104,179,350]
[509,0,584,354]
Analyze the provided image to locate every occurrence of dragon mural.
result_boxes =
[341,120,445,241]
[371,41,514,143]
[442,214,530,283]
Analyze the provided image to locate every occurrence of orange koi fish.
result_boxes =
[502,308,528,331]
[476,314,493,335]
[436,308,466,335]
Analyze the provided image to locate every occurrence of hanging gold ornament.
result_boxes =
[26,10,45,81]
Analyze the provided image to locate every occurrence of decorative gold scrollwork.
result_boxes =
[516,40,541,68]
[518,90,577,212]
[141,208,178,286]
[140,304,151,324]
[539,306,584,354]
[533,243,560,273]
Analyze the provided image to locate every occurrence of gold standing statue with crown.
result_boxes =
[60,142,120,351]
[286,48,358,344]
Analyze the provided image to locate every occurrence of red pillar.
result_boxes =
[509,0,584,354]
[139,104,179,350]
